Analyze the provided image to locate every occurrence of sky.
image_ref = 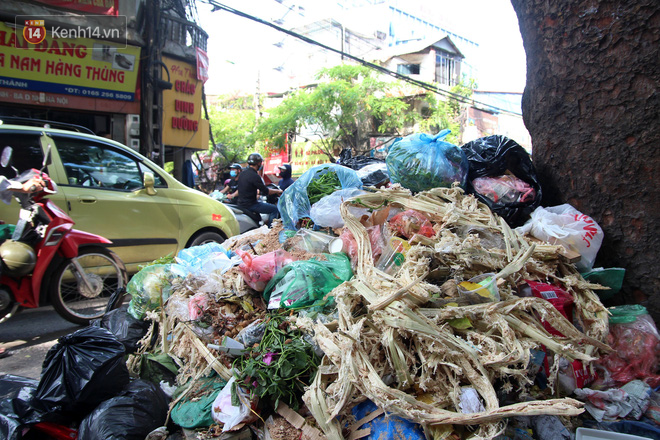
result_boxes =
[194,0,527,95]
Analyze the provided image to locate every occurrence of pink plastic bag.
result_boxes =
[472,175,536,204]
[339,225,386,265]
[237,249,294,291]
[388,209,435,239]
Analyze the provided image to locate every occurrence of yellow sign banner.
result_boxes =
[0,22,139,101]
[161,56,209,150]
[290,141,330,177]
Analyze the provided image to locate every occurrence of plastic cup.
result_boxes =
[457,273,499,302]
[375,237,410,275]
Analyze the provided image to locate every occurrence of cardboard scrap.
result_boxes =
[276,402,325,440]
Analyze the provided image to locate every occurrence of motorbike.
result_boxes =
[0,146,128,325]
[221,183,282,234]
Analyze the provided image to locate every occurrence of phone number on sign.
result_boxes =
[63,87,132,101]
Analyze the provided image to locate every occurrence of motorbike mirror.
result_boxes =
[1,146,12,168]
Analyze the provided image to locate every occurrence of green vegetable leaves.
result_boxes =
[307,169,341,204]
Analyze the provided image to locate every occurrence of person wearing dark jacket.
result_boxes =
[236,153,282,227]
[277,163,294,191]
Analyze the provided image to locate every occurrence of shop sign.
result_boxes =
[264,149,288,176]
[161,56,209,150]
[196,47,209,83]
[290,141,329,177]
[32,0,118,16]
[0,21,139,101]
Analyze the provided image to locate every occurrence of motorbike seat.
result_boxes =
[226,203,262,225]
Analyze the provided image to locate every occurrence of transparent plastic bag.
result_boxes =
[388,209,436,239]
[472,175,536,204]
[385,129,468,192]
[278,164,362,230]
[309,188,369,228]
[289,228,338,254]
[126,264,173,320]
[339,224,387,267]
[236,249,294,292]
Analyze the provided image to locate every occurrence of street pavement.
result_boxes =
[0,306,82,379]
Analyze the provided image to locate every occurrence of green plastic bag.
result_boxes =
[0,224,15,241]
[171,376,227,429]
[264,253,353,310]
[126,264,173,319]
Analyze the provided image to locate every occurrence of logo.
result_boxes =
[23,19,46,45]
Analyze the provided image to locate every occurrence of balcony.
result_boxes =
[160,14,208,60]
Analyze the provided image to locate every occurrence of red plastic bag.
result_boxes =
[526,280,574,337]
[388,210,435,239]
[237,249,294,292]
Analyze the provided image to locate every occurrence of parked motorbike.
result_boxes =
[0,146,128,325]
[222,183,282,234]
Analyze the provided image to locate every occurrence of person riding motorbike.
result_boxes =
[236,153,282,227]
[276,163,294,191]
[219,163,241,201]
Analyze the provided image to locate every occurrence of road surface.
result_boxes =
[0,306,81,379]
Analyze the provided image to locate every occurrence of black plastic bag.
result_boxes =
[34,326,129,418]
[0,374,40,440]
[92,304,150,354]
[78,379,169,440]
[461,135,542,227]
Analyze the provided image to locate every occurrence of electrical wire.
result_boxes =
[199,0,522,117]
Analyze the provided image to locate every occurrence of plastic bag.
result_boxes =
[126,264,173,320]
[278,164,363,230]
[388,209,436,239]
[461,135,542,227]
[171,376,226,429]
[597,305,660,388]
[386,129,468,192]
[516,204,603,271]
[175,242,238,276]
[211,377,253,432]
[352,399,425,440]
[91,304,150,354]
[236,249,294,292]
[339,225,387,267]
[78,379,169,440]
[355,162,390,187]
[288,228,339,254]
[472,175,536,204]
[34,326,129,417]
[310,188,369,228]
[264,253,353,309]
[0,374,42,440]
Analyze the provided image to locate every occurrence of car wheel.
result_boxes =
[188,231,225,248]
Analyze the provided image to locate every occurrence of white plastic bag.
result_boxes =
[516,204,603,271]
[211,377,252,431]
[309,188,369,228]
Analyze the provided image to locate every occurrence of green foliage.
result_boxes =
[233,314,320,410]
[207,94,257,165]
[419,80,475,145]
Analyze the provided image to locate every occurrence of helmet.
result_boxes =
[247,153,263,166]
[229,163,242,170]
[0,240,36,277]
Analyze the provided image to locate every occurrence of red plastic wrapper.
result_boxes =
[388,209,435,239]
[526,280,574,337]
[237,249,294,292]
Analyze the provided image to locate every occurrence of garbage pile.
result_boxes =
[2,134,659,440]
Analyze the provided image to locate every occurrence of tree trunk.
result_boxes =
[509,0,660,321]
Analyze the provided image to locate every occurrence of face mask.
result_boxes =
[230,170,237,177]
[258,165,263,171]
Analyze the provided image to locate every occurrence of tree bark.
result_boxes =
[509,0,660,320]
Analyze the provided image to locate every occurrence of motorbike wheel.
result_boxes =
[49,246,128,325]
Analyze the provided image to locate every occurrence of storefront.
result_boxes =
[0,21,140,142]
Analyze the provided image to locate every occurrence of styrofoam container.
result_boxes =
[576,427,653,440]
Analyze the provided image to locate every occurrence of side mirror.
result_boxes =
[1,147,12,168]
[144,172,157,195]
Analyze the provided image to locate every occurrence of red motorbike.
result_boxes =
[0,146,127,325]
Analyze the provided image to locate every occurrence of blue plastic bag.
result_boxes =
[385,129,468,192]
[278,164,362,230]
[351,400,425,440]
